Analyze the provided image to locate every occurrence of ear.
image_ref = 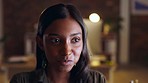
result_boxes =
[36,36,44,50]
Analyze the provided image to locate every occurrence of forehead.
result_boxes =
[44,17,82,35]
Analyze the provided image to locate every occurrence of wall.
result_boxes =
[84,19,102,55]
[119,0,148,65]
[2,0,119,58]
[128,0,148,65]
[0,0,3,38]
[0,0,3,63]
[130,16,148,65]
[119,0,130,64]
[0,0,2,39]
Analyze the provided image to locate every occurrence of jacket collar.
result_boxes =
[34,69,49,83]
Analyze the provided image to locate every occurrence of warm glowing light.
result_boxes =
[103,24,111,35]
[89,13,100,23]
[90,60,100,67]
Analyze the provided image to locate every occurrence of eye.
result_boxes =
[49,38,61,45]
[71,37,81,43]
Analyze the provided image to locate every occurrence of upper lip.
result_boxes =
[64,59,73,62]
[57,57,73,62]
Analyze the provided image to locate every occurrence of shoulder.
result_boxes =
[86,69,106,83]
[88,69,104,77]
[10,72,30,83]
[10,69,44,83]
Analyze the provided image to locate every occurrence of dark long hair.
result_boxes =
[36,3,90,81]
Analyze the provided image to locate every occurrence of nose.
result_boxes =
[63,42,72,56]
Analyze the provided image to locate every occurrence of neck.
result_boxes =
[46,67,70,83]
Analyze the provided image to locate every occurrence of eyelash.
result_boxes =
[47,37,81,45]
[49,38,61,44]
[71,37,81,43]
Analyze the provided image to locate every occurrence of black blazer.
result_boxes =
[10,69,106,83]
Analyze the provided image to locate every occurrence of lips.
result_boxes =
[62,59,74,66]
[56,56,75,66]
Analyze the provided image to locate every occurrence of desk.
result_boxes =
[0,67,8,83]
[4,56,36,80]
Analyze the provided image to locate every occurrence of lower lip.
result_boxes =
[62,60,74,66]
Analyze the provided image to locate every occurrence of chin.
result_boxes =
[60,65,74,72]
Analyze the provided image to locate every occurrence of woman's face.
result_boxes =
[41,17,83,72]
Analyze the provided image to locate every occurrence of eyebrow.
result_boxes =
[45,32,82,37]
[47,33,59,36]
[70,32,82,36]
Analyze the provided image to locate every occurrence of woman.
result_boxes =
[10,3,106,83]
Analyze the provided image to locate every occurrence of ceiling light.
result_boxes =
[89,13,100,23]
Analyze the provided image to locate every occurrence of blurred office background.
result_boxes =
[0,0,148,83]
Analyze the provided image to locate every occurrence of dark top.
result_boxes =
[10,69,106,83]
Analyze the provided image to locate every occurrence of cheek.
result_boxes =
[44,48,60,64]
[74,45,83,62]
[44,48,53,61]
[43,40,59,56]
[44,45,59,60]
[45,47,59,55]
